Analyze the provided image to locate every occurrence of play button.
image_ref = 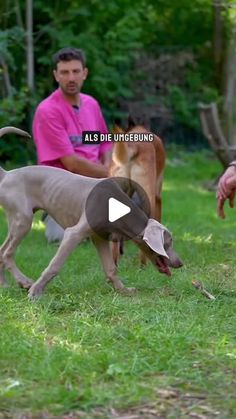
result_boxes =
[85,177,151,241]
[108,198,131,222]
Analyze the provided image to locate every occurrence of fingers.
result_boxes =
[217,197,226,219]
[217,167,236,218]
[217,192,236,218]
[229,191,235,208]
[217,178,228,199]
[217,167,236,199]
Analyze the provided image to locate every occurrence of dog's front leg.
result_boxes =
[28,221,90,299]
[92,236,136,295]
[0,252,7,287]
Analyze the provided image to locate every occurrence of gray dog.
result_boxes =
[0,127,183,299]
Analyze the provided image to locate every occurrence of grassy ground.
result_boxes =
[0,149,236,418]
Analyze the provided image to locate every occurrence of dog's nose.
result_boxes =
[173,258,183,268]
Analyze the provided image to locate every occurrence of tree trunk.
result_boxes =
[26,0,34,93]
[223,23,236,145]
[212,0,224,89]
[0,57,13,97]
[212,0,236,147]
[14,0,24,29]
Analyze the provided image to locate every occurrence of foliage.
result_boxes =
[0,88,37,164]
[167,82,219,130]
[0,0,234,162]
[0,150,236,416]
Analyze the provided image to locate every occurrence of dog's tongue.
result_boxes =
[161,266,172,276]
[157,258,172,276]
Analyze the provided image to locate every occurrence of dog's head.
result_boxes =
[133,219,183,276]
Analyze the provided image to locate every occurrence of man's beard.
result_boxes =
[62,83,80,96]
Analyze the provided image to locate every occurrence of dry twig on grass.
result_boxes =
[192,280,216,300]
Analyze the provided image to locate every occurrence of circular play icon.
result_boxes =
[85,177,151,241]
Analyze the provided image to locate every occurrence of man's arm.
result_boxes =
[60,154,109,178]
[33,109,109,178]
[100,150,112,169]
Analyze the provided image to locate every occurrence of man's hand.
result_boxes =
[217,191,235,219]
[60,154,109,178]
[100,150,112,169]
[216,165,236,218]
[217,166,236,199]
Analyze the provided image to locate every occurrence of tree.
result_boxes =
[0,0,232,163]
[222,0,236,145]
[26,0,34,93]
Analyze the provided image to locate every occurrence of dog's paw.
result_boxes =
[28,285,44,300]
[0,274,8,287]
[18,279,33,290]
[120,286,137,296]
[0,281,9,288]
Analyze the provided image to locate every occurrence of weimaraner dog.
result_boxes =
[0,127,183,299]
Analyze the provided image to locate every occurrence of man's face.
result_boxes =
[53,60,88,96]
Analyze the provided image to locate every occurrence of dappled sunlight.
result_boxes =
[187,184,212,195]
[166,158,187,168]
[163,181,177,192]
[163,180,212,195]
[181,228,236,245]
[32,219,45,232]
[44,334,85,353]
[0,207,45,232]
[19,315,99,354]
[182,231,213,244]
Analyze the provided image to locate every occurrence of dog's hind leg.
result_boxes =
[111,233,123,266]
[93,236,136,295]
[111,240,120,266]
[1,212,34,289]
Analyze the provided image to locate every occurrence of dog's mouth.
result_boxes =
[155,256,172,276]
[133,237,172,276]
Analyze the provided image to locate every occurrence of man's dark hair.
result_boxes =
[52,47,86,69]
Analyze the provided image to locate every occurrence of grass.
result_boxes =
[0,148,236,418]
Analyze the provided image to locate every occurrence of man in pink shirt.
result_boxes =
[33,47,112,177]
[33,47,112,241]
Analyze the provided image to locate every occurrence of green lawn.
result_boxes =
[0,149,236,418]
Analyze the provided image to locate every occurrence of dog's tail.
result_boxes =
[0,126,31,138]
[0,127,31,182]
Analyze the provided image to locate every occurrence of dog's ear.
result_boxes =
[112,124,124,134]
[142,219,169,258]
[127,114,136,129]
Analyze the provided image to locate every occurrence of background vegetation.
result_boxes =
[1,0,235,163]
[0,149,236,417]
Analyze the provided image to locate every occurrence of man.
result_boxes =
[33,47,112,241]
[217,162,236,218]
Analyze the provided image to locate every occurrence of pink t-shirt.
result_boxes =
[33,88,112,168]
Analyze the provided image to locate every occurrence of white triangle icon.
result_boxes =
[108,197,131,222]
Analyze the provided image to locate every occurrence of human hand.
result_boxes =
[217,166,236,200]
[217,189,236,218]
[216,164,236,218]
